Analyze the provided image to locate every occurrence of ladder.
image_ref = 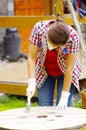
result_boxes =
[66,0,86,52]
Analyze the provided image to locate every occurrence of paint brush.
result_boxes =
[26,96,31,112]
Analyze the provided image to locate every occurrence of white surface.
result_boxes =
[0,107,86,130]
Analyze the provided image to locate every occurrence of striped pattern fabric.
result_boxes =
[29,20,82,90]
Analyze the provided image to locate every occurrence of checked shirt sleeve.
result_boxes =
[69,26,79,53]
[29,23,39,45]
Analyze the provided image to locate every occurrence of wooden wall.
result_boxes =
[14,0,44,15]
[14,0,52,54]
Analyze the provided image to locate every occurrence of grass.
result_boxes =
[0,95,26,111]
[0,95,38,111]
[0,94,83,112]
[74,99,82,108]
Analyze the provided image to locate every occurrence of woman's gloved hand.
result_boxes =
[26,78,36,98]
[56,90,70,110]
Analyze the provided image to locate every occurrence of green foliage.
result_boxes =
[0,95,10,103]
[0,95,27,111]
[0,94,82,112]
[74,99,82,108]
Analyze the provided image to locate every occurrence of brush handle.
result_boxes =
[27,96,31,106]
[25,96,31,112]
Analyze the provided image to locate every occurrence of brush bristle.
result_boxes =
[25,104,30,112]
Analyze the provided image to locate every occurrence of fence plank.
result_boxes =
[0,15,86,27]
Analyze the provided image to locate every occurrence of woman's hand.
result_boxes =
[56,90,70,110]
[26,78,36,98]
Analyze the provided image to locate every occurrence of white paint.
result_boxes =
[8,3,14,11]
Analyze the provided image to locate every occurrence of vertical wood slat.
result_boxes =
[56,0,64,16]
[44,0,52,15]
[14,0,45,54]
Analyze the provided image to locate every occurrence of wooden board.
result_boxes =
[0,60,28,96]
[0,60,28,83]
[0,107,86,130]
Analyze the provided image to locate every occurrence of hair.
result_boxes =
[48,21,70,45]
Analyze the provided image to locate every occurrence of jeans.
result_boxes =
[37,75,75,106]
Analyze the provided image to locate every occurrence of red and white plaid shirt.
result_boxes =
[29,20,82,90]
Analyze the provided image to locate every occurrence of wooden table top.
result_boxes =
[0,107,86,130]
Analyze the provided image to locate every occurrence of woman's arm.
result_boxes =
[63,52,78,92]
[28,42,38,78]
[26,43,38,98]
[56,52,78,110]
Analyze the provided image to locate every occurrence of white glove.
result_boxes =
[26,78,36,98]
[56,90,70,111]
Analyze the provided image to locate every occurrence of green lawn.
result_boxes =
[0,94,82,112]
[0,94,38,111]
[0,95,26,111]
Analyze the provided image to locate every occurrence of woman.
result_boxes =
[26,20,82,110]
